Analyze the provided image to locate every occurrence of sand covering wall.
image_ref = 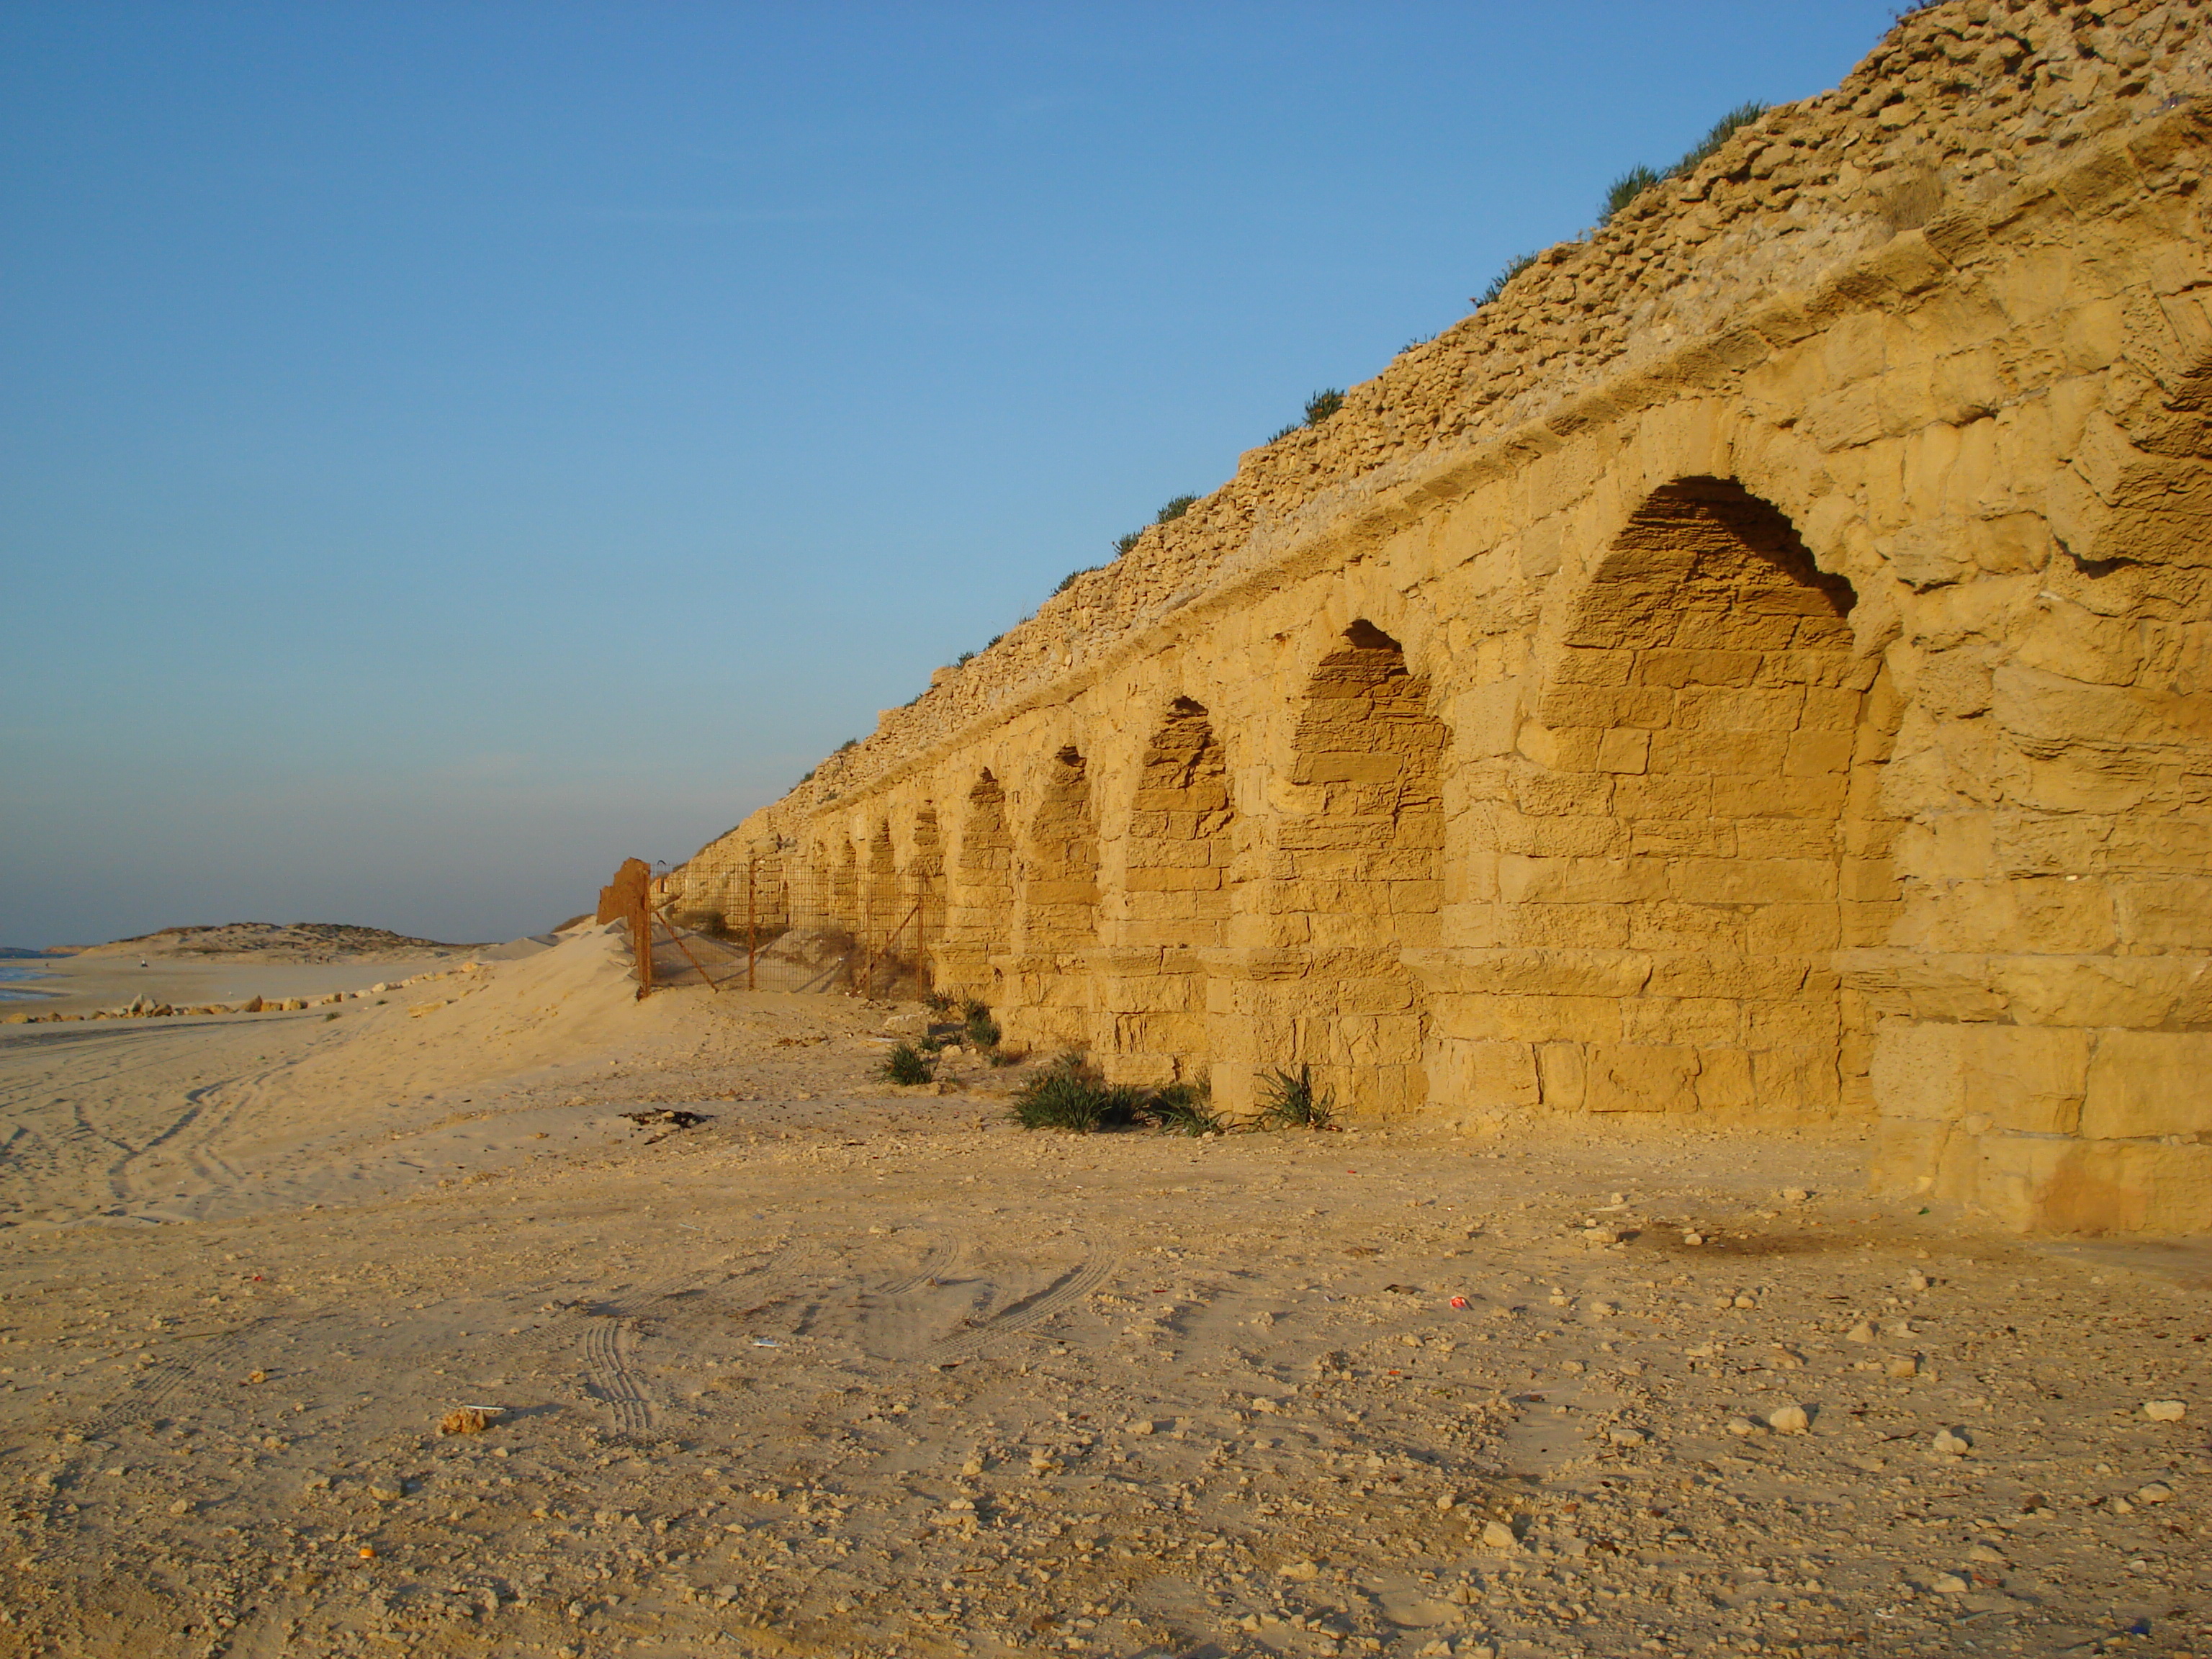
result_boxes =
[673,0,2212,1235]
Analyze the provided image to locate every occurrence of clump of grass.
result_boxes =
[1595,102,1769,230]
[963,1000,1002,1051]
[1601,163,1665,225]
[987,1047,1023,1068]
[1154,493,1197,524]
[1304,388,1344,426]
[834,737,858,755]
[1147,1080,1223,1136]
[1267,423,1299,443]
[1673,101,1768,176]
[1475,250,1539,308]
[1010,1056,1146,1133]
[1256,1064,1336,1130]
[1056,565,1102,595]
[881,1042,934,1086]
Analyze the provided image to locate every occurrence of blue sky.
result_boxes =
[1,1,1899,947]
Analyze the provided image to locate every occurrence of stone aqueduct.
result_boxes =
[671,1,2212,1235]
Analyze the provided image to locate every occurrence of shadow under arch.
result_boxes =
[938,770,1013,999]
[1102,697,1238,1085]
[1006,745,1100,1051]
[1210,621,1449,1120]
[1467,475,1893,1120]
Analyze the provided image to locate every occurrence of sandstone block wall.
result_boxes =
[673,0,2212,1235]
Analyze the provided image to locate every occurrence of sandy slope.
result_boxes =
[0,935,2206,1659]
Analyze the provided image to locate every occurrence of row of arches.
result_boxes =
[763,477,1899,1122]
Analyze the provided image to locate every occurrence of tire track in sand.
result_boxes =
[925,1239,1117,1364]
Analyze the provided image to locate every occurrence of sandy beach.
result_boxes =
[0,930,2205,1659]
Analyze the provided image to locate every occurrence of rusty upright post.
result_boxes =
[747,858,757,992]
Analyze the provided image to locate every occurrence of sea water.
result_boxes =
[0,963,54,1002]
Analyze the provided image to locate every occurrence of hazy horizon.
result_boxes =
[3,1,1900,950]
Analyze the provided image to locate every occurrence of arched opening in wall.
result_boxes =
[1519,475,1879,1118]
[858,822,907,994]
[910,806,944,995]
[943,772,1013,999]
[1267,622,1448,1115]
[833,840,859,935]
[863,822,900,948]
[1012,745,1100,1048]
[1109,699,1236,1083]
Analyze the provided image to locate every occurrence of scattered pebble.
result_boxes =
[1766,1404,1810,1434]
[1932,1428,1972,1457]
[2142,1400,2186,1422]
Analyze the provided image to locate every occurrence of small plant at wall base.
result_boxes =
[1010,1056,1146,1133]
[1256,1064,1336,1130]
[1147,1080,1223,1136]
[881,1043,934,1086]
[962,1000,1001,1051]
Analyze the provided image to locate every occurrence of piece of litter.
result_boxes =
[1449,1296,1470,1310]
[439,1408,495,1436]
[753,1338,780,1348]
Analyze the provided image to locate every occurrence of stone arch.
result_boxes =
[940,771,1013,1000]
[830,837,859,936]
[863,820,899,954]
[1007,745,1100,1050]
[1216,621,1447,1119]
[1102,698,1237,1084]
[909,805,944,992]
[1509,476,1883,1118]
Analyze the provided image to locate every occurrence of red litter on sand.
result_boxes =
[1449,1296,1470,1309]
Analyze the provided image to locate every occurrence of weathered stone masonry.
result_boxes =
[675,0,2212,1234]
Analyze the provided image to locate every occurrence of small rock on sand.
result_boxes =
[1932,1428,1972,1457]
[1480,1520,1519,1549]
[2143,1400,2186,1422]
[1766,1404,1810,1434]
